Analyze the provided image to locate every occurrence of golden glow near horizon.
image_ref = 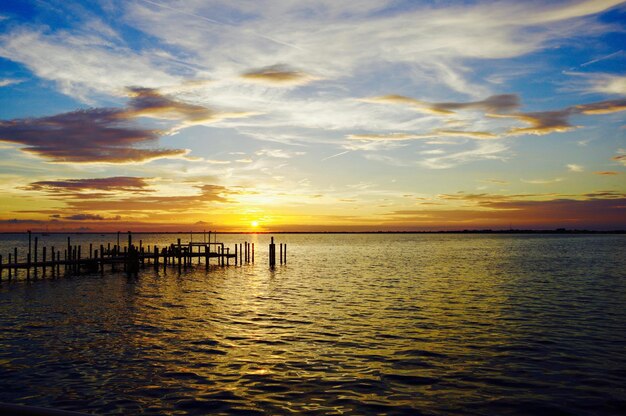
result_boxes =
[0,1,625,231]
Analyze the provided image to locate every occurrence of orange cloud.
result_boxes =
[241,65,318,86]
[361,94,520,115]
[22,177,153,194]
[594,171,621,175]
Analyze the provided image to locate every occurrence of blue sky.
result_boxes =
[0,0,625,231]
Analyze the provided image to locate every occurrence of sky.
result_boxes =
[0,0,625,232]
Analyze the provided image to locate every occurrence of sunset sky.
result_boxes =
[0,0,625,232]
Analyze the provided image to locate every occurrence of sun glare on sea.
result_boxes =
[251,220,259,228]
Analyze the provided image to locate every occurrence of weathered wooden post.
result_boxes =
[235,244,238,266]
[100,245,104,273]
[280,243,283,265]
[269,237,276,268]
[154,245,159,270]
[42,247,47,276]
[252,243,255,263]
[77,245,81,273]
[89,243,93,259]
[50,246,56,277]
[284,243,287,264]
[177,238,182,272]
[28,230,32,262]
[34,237,38,277]
[205,245,209,270]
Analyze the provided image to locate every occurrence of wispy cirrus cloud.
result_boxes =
[348,129,497,141]
[420,141,508,169]
[360,94,520,116]
[0,78,23,87]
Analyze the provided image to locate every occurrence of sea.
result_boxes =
[0,232,625,415]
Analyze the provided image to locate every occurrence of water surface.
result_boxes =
[1,233,625,415]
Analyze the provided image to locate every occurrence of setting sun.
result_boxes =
[251,220,259,228]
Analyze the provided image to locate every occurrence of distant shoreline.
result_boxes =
[1,229,625,235]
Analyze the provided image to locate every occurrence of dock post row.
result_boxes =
[1,233,286,281]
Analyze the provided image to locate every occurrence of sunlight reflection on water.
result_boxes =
[1,233,625,415]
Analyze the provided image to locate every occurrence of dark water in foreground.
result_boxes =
[0,233,625,415]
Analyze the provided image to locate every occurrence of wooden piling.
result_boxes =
[205,245,209,270]
[8,254,12,279]
[280,243,283,265]
[100,245,104,273]
[34,237,38,276]
[284,244,287,264]
[235,244,238,266]
[177,239,182,272]
[51,247,55,277]
[269,237,276,268]
[27,253,31,280]
[252,243,255,263]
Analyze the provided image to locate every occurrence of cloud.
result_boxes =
[360,94,520,116]
[348,129,498,141]
[567,164,584,172]
[504,98,626,136]
[420,141,508,169]
[22,177,153,193]
[578,73,626,95]
[613,154,626,166]
[0,108,186,163]
[0,78,23,87]
[124,87,256,130]
[0,87,257,163]
[594,171,621,175]
[59,183,243,212]
[241,65,319,86]
[64,214,120,221]
[255,148,306,158]
[521,178,564,184]
[386,193,626,229]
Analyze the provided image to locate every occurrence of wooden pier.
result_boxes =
[0,231,289,282]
